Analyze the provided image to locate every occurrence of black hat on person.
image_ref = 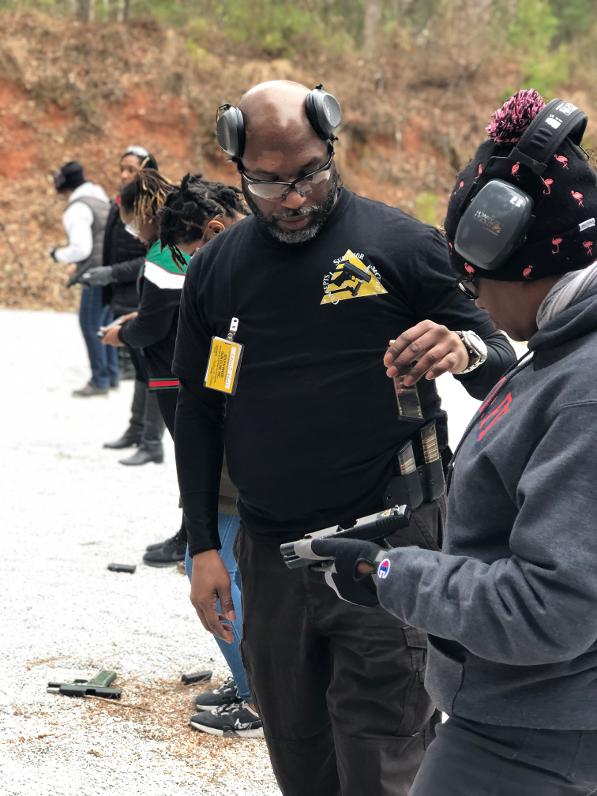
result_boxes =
[53,161,85,192]
[444,90,597,282]
[121,145,158,171]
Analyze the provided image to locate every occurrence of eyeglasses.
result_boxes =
[457,277,480,300]
[238,148,335,201]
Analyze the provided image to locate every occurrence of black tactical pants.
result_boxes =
[129,379,165,451]
[410,716,597,795]
[236,501,444,796]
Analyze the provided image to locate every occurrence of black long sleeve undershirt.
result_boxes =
[175,378,225,553]
[176,333,513,556]
[173,191,517,557]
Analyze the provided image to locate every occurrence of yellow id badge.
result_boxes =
[204,318,243,395]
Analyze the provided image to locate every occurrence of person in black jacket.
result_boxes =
[172,81,516,796]
[82,145,167,466]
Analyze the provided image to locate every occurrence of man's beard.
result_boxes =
[243,169,339,245]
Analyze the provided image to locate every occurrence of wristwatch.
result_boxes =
[454,330,488,374]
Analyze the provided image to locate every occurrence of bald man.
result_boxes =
[173,81,515,794]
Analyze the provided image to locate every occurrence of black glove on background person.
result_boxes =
[310,537,386,607]
[80,266,114,286]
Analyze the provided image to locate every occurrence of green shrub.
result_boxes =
[508,0,569,96]
[415,191,439,226]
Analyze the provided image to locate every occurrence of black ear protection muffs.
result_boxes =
[455,99,588,272]
[216,84,342,160]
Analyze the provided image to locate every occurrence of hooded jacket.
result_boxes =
[377,271,597,730]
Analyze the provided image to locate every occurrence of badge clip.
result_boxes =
[227,317,239,341]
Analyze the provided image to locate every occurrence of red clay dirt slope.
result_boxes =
[0,10,593,310]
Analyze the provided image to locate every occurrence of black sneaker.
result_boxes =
[190,703,263,738]
[142,527,186,567]
[146,531,183,552]
[193,677,240,710]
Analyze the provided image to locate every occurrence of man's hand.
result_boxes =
[190,550,236,643]
[65,264,77,278]
[310,537,384,607]
[100,324,123,347]
[384,320,469,387]
[114,311,138,324]
[80,266,114,287]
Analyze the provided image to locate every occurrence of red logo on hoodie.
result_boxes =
[477,377,512,441]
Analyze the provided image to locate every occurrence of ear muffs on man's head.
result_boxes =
[215,85,342,160]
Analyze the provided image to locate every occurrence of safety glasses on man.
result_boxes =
[238,147,335,201]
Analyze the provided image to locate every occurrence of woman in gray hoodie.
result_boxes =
[309,90,597,794]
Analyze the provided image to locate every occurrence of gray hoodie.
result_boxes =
[377,277,597,730]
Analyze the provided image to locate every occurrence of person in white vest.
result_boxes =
[51,160,116,396]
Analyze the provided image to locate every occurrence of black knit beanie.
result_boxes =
[444,90,597,282]
[53,161,85,193]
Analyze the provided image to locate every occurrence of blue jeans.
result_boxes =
[79,285,119,388]
[185,514,250,702]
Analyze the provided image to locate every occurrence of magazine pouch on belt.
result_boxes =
[383,419,445,550]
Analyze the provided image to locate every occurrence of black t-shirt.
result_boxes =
[173,189,515,554]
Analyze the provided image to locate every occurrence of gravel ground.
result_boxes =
[1,309,280,796]
[0,308,524,796]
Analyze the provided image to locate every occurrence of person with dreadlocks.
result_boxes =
[160,173,247,265]
[102,171,260,735]
[82,146,167,469]
[101,168,189,565]
[157,174,260,737]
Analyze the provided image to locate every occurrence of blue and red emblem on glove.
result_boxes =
[377,558,391,579]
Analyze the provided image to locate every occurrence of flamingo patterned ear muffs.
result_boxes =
[444,89,597,282]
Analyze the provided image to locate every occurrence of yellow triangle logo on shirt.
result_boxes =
[321,249,387,305]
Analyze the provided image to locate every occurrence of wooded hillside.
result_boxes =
[0,1,594,308]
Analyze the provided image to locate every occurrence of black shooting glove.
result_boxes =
[80,266,114,286]
[310,538,386,607]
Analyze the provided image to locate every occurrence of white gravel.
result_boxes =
[0,308,524,796]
